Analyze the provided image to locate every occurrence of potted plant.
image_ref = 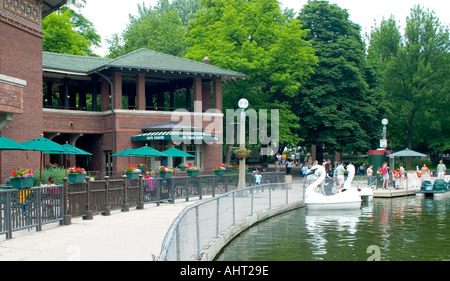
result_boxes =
[234,147,251,159]
[10,169,35,189]
[226,163,234,172]
[67,167,86,183]
[125,164,141,180]
[186,164,199,177]
[178,163,187,171]
[45,163,59,170]
[138,163,147,172]
[159,166,173,178]
[214,164,226,176]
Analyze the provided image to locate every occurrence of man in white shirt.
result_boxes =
[437,159,446,180]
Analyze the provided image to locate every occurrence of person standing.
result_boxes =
[437,160,446,180]
[286,159,292,175]
[380,162,389,190]
[367,165,374,186]
[335,162,345,190]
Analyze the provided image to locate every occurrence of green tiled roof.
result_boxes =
[43,52,111,73]
[43,49,246,79]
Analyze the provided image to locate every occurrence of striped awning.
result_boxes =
[131,131,219,142]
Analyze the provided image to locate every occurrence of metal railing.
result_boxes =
[1,172,285,239]
[158,180,306,261]
[0,186,64,239]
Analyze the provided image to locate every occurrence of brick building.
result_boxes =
[0,0,67,182]
[0,0,245,182]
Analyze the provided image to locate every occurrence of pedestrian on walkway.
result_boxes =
[367,165,373,186]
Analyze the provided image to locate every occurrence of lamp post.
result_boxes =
[380,118,388,149]
[238,98,248,189]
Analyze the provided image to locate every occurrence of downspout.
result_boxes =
[95,71,116,172]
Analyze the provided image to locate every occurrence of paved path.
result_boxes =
[0,198,205,261]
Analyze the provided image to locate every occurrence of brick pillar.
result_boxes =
[213,79,222,112]
[100,77,110,111]
[202,80,211,112]
[136,73,145,110]
[193,78,202,113]
[113,72,122,110]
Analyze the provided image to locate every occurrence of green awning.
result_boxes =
[131,131,219,142]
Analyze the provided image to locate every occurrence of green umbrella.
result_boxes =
[22,137,68,152]
[112,148,135,157]
[161,148,194,158]
[388,149,427,158]
[0,136,30,151]
[128,145,166,157]
[62,143,92,156]
[22,137,69,185]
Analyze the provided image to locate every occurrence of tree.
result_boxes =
[368,6,450,152]
[107,0,199,58]
[185,0,317,148]
[295,0,381,159]
[42,6,100,56]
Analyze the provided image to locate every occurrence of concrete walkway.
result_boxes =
[0,198,206,261]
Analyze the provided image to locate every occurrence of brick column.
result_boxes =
[213,79,222,112]
[193,78,202,113]
[113,72,122,110]
[136,73,145,110]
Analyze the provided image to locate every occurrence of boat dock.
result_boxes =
[373,186,420,198]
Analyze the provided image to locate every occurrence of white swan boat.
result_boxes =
[345,164,373,202]
[305,164,361,210]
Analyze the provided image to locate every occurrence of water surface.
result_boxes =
[215,197,450,261]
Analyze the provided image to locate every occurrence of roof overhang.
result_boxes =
[42,0,67,18]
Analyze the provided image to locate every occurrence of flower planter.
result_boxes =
[215,170,225,176]
[10,177,34,189]
[226,166,233,172]
[126,172,140,180]
[187,170,199,177]
[68,173,86,183]
[179,166,186,171]
[236,152,250,159]
[159,172,173,179]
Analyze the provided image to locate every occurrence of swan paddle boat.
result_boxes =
[344,164,373,202]
[305,164,361,210]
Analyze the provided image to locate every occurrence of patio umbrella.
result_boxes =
[161,148,194,158]
[128,145,166,157]
[112,148,135,157]
[388,148,427,170]
[0,136,30,151]
[62,143,92,156]
[22,137,68,185]
[127,145,166,171]
[388,148,427,158]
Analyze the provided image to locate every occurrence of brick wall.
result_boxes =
[0,0,43,182]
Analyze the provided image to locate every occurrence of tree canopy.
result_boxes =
[367,6,450,152]
[185,0,318,147]
[294,0,382,157]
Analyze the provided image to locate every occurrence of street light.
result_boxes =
[238,98,248,189]
[380,118,388,149]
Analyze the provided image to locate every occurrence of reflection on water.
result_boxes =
[215,197,450,261]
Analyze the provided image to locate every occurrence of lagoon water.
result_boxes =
[215,197,450,261]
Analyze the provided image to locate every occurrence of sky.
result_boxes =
[79,0,450,57]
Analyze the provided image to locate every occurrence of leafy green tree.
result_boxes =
[186,0,317,147]
[368,6,450,152]
[42,6,100,56]
[294,0,382,159]
[107,0,199,58]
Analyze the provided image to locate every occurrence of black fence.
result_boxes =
[1,172,285,239]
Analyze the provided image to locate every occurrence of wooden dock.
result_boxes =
[373,186,420,198]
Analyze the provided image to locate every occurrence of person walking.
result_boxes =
[437,160,446,180]
[286,159,292,175]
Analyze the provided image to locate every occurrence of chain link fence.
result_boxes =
[158,180,306,261]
